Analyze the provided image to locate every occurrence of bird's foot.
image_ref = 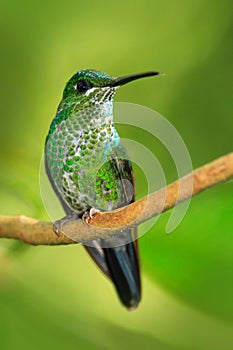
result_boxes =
[82,208,100,225]
[53,214,79,236]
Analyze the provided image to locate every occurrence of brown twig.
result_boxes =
[0,153,232,245]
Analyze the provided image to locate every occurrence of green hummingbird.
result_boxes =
[45,69,159,309]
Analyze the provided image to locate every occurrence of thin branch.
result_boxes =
[0,153,232,245]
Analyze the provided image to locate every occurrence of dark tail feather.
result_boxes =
[104,242,141,310]
[84,228,141,310]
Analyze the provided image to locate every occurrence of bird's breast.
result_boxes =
[45,119,123,213]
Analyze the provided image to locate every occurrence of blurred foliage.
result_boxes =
[0,0,233,349]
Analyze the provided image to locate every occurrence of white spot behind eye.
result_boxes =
[84,87,98,97]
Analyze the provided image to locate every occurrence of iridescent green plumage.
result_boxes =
[45,69,159,309]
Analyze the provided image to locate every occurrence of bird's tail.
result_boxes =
[84,229,141,310]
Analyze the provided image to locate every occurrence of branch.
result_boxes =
[0,153,232,245]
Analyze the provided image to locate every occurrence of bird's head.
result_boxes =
[62,69,160,108]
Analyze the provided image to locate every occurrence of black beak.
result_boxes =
[109,71,160,87]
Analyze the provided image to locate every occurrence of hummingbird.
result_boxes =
[45,69,159,309]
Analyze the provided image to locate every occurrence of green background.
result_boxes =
[0,0,232,349]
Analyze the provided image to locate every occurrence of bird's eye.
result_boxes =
[75,79,92,93]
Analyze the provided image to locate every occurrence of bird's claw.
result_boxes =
[53,222,60,236]
[53,214,79,236]
[82,208,100,225]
